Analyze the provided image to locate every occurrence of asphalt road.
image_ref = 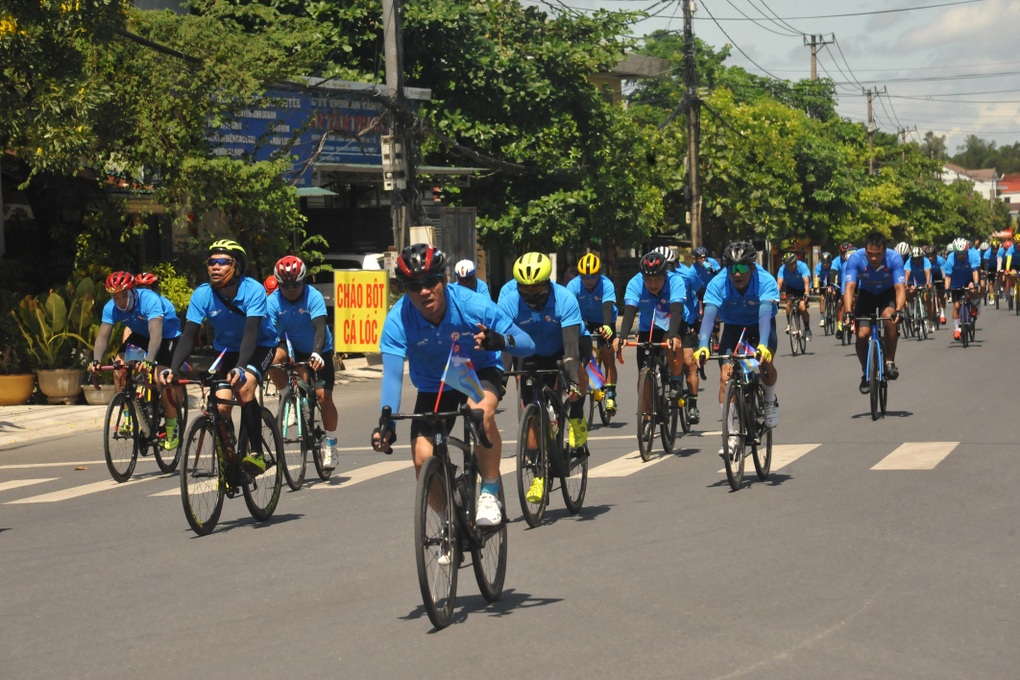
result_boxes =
[1,304,1018,679]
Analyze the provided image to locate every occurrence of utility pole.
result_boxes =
[802,34,833,81]
[862,86,887,175]
[381,0,416,252]
[898,125,917,161]
[683,0,702,248]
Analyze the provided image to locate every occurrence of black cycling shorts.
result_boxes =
[410,366,502,441]
[277,347,337,391]
[853,289,897,323]
[213,346,276,383]
[717,318,778,357]
[124,332,178,367]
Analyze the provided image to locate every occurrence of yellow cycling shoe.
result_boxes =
[525,476,544,504]
[568,418,588,448]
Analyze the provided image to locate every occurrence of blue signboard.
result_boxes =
[208,88,384,186]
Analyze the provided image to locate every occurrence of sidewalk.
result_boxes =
[0,356,382,450]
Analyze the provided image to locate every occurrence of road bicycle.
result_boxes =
[953,288,978,348]
[822,286,839,337]
[585,343,614,429]
[506,363,588,527]
[273,360,330,490]
[378,404,507,630]
[710,350,772,491]
[99,362,188,483]
[906,287,929,341]
[175,374,283,536]
[785,296,808,356]
[854,308,892,421]
[624,340,683,461]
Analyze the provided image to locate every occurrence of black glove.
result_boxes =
[372,426,396,454]
[89,360,101,373]
[478,326,507,351]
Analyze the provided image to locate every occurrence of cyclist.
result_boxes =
[978,242,993,301]
[690,246,721,290]
[565,252,619,415]
[692,241,780,452]
[1001,234,1020,307]
[814,251,838,328]
[835,243,857,340]
[841,232,906,394]
[370,244,535,527]
[904,246,933,333]
[135,271,159,291]
[611,250,688,416]
[266,256,340,470]
[90,271,184,448]
[943,237,981,340]
[454,258,490,298]
[925,244,947,324]
[776,252,811,340]
[160,239,279,476]
[894,241,911,267]
[671,255,707,424]
[983,240,999,303]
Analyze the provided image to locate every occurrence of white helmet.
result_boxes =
[952,237,969,252]
[910,246,923,258]
[652,245,677,263]
[895,241,910,256]
[454,259,476,278]
[980,241,990,251]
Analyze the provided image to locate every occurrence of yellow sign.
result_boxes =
[334,270,389,352]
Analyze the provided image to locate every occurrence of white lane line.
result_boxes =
[0,478,59,493]
[588,449,671,477]
[309,460,414,489]
[0,459,161,471]
[871,442,958,470]
[5,474,164,504]
[716,443,820,474]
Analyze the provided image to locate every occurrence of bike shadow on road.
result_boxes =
[507,503,613,528]
[707,470,794,491]
[182,512,304,537]
[402,588,565,631]
[850,410,913,420]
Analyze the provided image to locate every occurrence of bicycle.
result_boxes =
[853,308,892,421]
[953,288,977,348]
[377,404,507,630]
[175,374,283,536]
[585,345,613,429]
[273,360,330,490]
[99,362,188,483]
[506,363,588,527]
[822,286,839,337]
[785,296,807,356]
[709,350,772,491]
[907,288,928,341]
[624,340,681,461]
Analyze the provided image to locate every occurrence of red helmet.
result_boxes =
[105,271,136,293]
[274,255,307,284]
[135,272,158,287]
[264,275,279,293]
[395,243,446,283]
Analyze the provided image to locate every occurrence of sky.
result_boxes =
[525,0,1020,155]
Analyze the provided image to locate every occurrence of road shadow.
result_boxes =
[507,502,612,528]
[850,410,913,420]
[184,511,304,537]
[401,588,564,631]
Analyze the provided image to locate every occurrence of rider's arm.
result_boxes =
[758,300,776,345]
[561,325,581,384]
[235,316,263,372]
[168,320,201,374]
[145,317,164,364]
[379,352,405,415]
[698,305,719,349]
[311,316,326,355]
[92,323,113,363]
[617,304,638,339]
[842,281,857,316]
[601,301,616,328]
[894,283,907,312]
[667,302,685,338]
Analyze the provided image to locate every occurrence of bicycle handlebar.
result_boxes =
[378,403,493,453]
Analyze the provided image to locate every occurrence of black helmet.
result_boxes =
[821,251,833,265]
[722,241,757,266]
[922,244,936,256]
[395,243,446,283]
[692,246,709,259]
[640,251,668,276]
[782,253,797,265]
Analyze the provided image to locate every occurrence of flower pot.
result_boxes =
[0,373,36,405]
[36,369,88,405]
[81,383,117,406]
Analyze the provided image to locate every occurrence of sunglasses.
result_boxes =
[730,264,750,274]
[207,257,234,267]
[279,281,302,290]
[581,274,599,281]
[404,274,443,293]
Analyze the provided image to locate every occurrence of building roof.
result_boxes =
[944,163,999,182]
[998,172,1020,192]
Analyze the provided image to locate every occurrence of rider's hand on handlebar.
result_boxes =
[565,382,583,403]
[371,426,395,454]
[88,360,101,374]
[755,343,773,364]
[693,346,710,365]
[158,369,173,386]
[474,323,506,351]
[227,367,246,386]
[309,351,324,371]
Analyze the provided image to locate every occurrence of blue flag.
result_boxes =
[652,305,670,331]
[734,329,759,375]
[440,343,485,402]
[586,360,606,389]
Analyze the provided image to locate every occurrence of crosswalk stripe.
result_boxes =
[310,460,414,490]
[0,478,59,493]
[871,442,958,470]
[715,444,820,474]
[5,474,163,504]
[588,449,671,477]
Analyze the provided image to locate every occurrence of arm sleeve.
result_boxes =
[602,301,615,326]
[236,316,263,370]
[169,321,201,373]
[311,316,326,355]
[560,325,581,383]
[667,301,685,338]
[379,352,405,414]
[145,317,164,363]
[758,301,776,345]
[93,324,113,362]
[698,306,718,349]
[618,305,638,339]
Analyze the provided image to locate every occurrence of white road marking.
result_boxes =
[0,478,59,493]
[871,442,958,470]
[309,460,414,489]
[715,444,820,474]
[588,449,672,477]
[5,474,163,504]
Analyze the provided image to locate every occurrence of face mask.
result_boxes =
[521,288,551,310]
[115,289,136,312]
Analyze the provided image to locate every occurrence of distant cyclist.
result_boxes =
[904,246,933,333]
[565,253,619,414]
[454,258,490,298]
[943,237,981,340]
[814,251,838,328]
[776,253,812,340]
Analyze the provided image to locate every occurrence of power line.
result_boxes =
[699,1,784,80]
[692,0,984,22]
[722,0,799,37]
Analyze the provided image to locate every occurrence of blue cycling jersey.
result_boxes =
[814,262,837,287]
[903,257,931,286]
[102,288,182,339]
[457,278,490,298]
[565,275,618,325]
[623,271,687,332]
[186,277,278,352]
[692,258,721,287]
[702,264,779,326]
[777,260,811,290]
[499,282,588,357]
[267,285,334,354]
[672,264,704,324]
[942,249,981,287]
[841,249,906,294]
[497,278,517,303]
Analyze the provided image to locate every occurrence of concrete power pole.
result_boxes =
[382,0,416,252]
[862,86,887,175]
[683,0,702,248]
[802,34,833,81]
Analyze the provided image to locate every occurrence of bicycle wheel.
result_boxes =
[721,380,745,490]
[103,392,138,483]
[180,415,224,536]
[310,416,332,481]
[585,390,595,429]
[879,377,888,416]
[787,314,798,356]
[515,403,547,528]
[242,407,284,522]
[276,387,308,491]
[824,298,836,336]
[678,379,692,435]
[561,433,588,515]
[415,455,458,629]
[796,311,807,353]
[636,367,657,462]
[868,341,880,420]
[472,476,507,603]
[753,425,772,481]
[154,393,187,473]
[659,381,679,454]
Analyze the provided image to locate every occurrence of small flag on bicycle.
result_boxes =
[208,348,227,375]
[652,305,670,331]
[586,360,606,389]
[285,333,295,362]
[734,329,759,375]
[439,343,485,403]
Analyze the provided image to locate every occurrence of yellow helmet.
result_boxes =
[513,252,552,285]
[577,253,601,276]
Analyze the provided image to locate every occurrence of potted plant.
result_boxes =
[11,277,99,404]
[80,321,125,406]
[0,344,36,405]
